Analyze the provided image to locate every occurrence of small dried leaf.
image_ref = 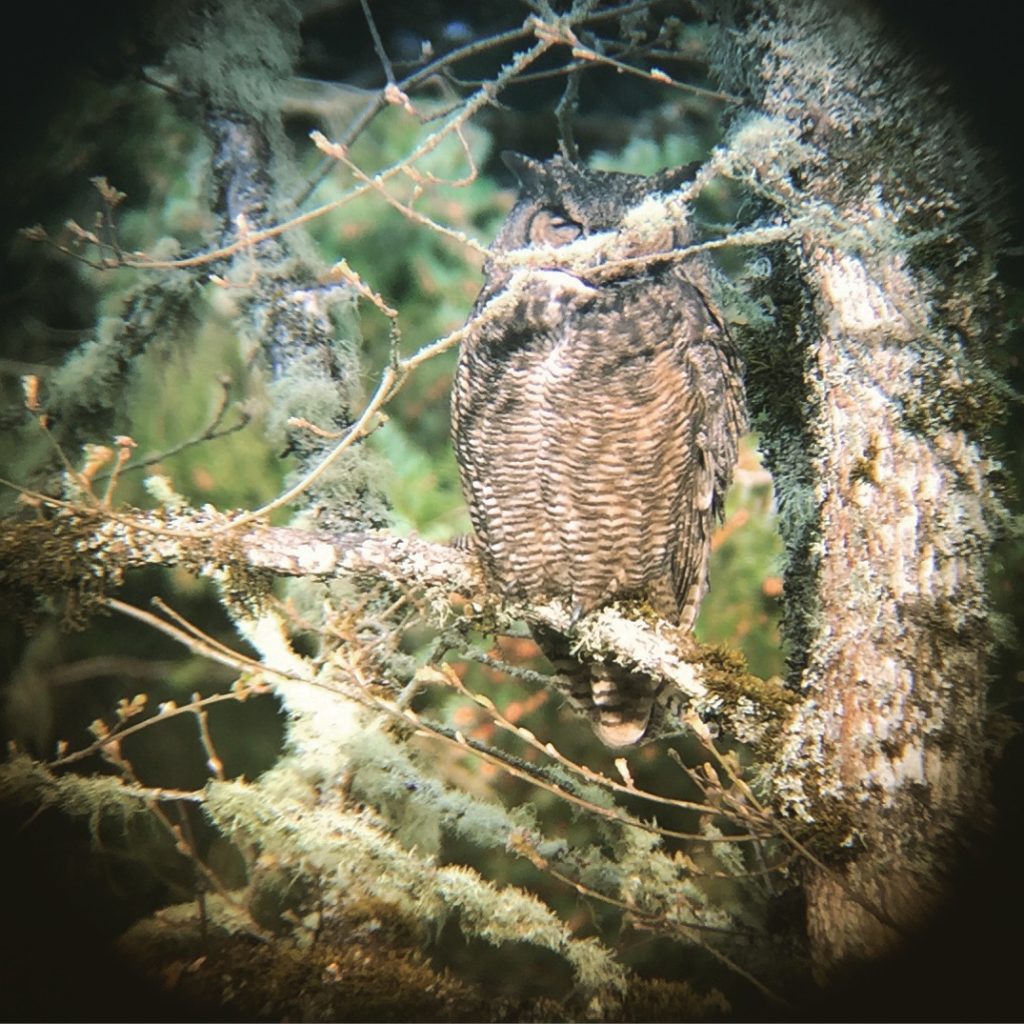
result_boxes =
[614,757,635,787]
[383,81,414,114]
[21,375,40,412]
[90,175,126,207]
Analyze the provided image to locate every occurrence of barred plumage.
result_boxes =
[451,154,746,745]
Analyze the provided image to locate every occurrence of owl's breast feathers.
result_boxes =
[452,260,745,630]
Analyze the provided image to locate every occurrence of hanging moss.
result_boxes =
[118,894,487,1023]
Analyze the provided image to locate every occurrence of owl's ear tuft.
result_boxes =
[654,161,702,194]
[501,151,550,194]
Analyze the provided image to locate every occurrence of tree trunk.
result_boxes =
[710,0,1007,972]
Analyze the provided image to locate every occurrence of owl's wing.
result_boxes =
[668,426,716,630]
[668,305,747,628]
[450,300,571,601]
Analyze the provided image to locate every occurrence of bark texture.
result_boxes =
[168,0,388,533]
[710,0,1008,972]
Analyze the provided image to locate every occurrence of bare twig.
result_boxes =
[508,831,789,1006]
[682,714,910,938]
[438,663,724,817]
[293,21,537,206]
[80,591,760,848]
[191,694,226,781]
[359,0,396,85]
[311,132,487,256]
[225,317,473,527]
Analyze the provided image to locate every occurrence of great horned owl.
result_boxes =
[451,153,746,746]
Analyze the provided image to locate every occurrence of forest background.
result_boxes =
[1,0,1023,1019]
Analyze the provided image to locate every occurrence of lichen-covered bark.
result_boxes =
[709,0,1007,972]
[793,242,997,968]
[169,0,387,533]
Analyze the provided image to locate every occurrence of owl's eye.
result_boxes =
[528,209,584,247]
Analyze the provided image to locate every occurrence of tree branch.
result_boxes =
[13,502,790,747]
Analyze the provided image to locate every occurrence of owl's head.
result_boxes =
[494,151,698,252]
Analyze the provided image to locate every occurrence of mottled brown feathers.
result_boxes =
[451,154,746,745]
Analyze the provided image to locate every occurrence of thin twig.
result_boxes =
[293,22,535,206]
[440,663,723,817]
[359,0,396,84]
[192,695,226,781]
[102,598,274,678]
[94,595,758,847]
[311,133,487,256]
[223,318,471,527]
[567,36,742,104]
[510,830,790,1007]
[50,684,267,769]
[401,703,756,845]
[683,713,910,938]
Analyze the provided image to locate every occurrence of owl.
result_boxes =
[451,153,746,746]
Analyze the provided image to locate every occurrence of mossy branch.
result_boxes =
[1,499,790,747]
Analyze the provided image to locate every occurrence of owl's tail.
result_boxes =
[578,663,657,747]
[533,624,657,747]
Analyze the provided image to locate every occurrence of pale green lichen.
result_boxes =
[163,0,300,128]
[0,755,163,843]
[202,778,626,1001]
